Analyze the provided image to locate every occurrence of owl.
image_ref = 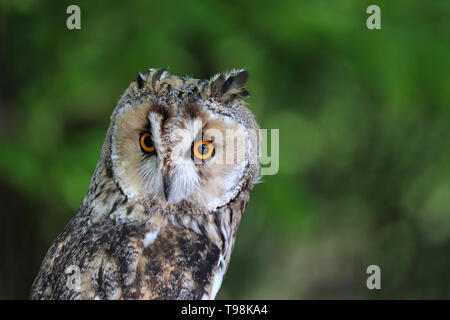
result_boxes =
[30,68,260,300]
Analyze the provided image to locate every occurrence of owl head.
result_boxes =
[99,68,260,213]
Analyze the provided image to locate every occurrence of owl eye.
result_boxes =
[192,140,215,161]
[140,132,156,153]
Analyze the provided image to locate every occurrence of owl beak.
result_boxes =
[162,174,171,201]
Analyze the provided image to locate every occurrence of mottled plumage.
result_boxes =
[31,68,260,300]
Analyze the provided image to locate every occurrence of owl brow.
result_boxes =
[140,115,151,133]
[148,102,170,122]
[182,102,201,119]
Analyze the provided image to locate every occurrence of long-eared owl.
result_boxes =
[31,68,260,300]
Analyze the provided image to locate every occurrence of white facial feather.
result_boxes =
[167,162,200,203]
[138,156,164,198]
[111,99,256,212]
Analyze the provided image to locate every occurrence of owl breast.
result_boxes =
[30,68,259,300]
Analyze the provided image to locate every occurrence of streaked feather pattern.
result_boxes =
[31,68,259,300]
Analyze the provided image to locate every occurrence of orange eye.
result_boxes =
[192,140,215,161]
[140,132,155,153]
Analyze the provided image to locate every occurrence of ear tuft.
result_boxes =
[136,71,150,89]
[133,68,168,90]
[210,69,250,103]
[222,70,249,94]
[151,68,167,91]
[210,74,226,96]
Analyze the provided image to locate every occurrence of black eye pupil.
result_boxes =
[198,144,208,154]
[144,135,153,147]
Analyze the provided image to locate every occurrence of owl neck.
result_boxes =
[79,153,252,266]
[76,157,133,223]
[165,186,251,268]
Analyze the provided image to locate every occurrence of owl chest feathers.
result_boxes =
[31,68,259,300]
[31,164,250,300]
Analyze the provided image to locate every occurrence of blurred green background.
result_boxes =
[1,0,449,299]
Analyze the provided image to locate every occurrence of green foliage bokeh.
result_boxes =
[0,0,449,299]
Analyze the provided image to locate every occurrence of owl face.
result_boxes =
[108,69,259,212]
